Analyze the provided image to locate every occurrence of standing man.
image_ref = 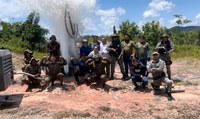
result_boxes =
[91,35,101,50]
[108,34,125,80]
[80,39,92,58]
[100,38,110,77]
[47,35,61,59]
[156,34,174,79]
[130,58,148,90]
[147,52,173,101]
[135,35,151,66]
[121,34,135,80]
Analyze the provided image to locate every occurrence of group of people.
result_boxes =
[22,35,67,91]
[73,33,174,100]
[22,33,175,100]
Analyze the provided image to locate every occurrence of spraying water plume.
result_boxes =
[13,0,96,73]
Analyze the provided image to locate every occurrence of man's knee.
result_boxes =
[57,73,64,80]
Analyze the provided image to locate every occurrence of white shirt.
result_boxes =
[100,42,110,58]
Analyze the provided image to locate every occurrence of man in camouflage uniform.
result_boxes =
[40,55,67,87]
[25,58,41,90]
[47,35,61,59]
[121,34,135,80]
[22,50,33,71]
[147,52,174,101]
[135,35,151,66]
[85,56,110,88]
[108,34,125,80]
[156,34,174,79]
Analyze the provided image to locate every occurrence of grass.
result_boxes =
[172,45,200,59]
[1,39,200,60]
[0,40,47,59]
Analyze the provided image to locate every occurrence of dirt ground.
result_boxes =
[1,53,200,119]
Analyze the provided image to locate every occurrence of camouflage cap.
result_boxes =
[152,51,159,55]
[111,34,119,39]
[50,35,56,40]
[30,58,39,64]
[24,50,33,55]
[161,33,169,38]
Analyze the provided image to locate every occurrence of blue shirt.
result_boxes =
[80,46,92,57]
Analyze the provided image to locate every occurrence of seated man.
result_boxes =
[71,56,90,85]
[147,52,174,101]
[22,50,33,71]
[25,58,41,90]
[85,56,110,88]
[40,55,66,87]
[130,58,148,90]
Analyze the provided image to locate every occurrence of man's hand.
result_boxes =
[152,68,158,72]
[112,48,116,52]
[140,75,144,79]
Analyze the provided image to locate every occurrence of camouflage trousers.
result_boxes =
[160,54,172,77]
[153,77,173,93]
[46,73,64,86]
[110,56,125,76]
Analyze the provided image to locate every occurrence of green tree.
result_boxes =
[142,21,167,46]
[118,20,141,41]
[113,25,117,34]
[21,11,49,51]
[174,14,192,26]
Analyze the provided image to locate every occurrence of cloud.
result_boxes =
[0,0,26,19]
[143,0,174,18]
[196,13,200,20]
[143,9,159,18]
[0,0,125,35]
[149,0,174,11]
[95,7,126,35]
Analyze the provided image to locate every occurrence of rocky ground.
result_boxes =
[0,53,200,119]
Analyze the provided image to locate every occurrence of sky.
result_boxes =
[0,0,200,35]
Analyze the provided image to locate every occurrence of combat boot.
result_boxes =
[121,74,126,80]
[110,74,114,80]
[168,75,171,80]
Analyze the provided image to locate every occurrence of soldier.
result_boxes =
[25,58,41,90]
[147,52,174,101]
[121,34,135,80]
[108,34,125,80]
[40,55,66,87]
[47,35,61,59]
[156,34,174,79]
[22,50,33,71]
[135,35,151,66]
[85,56,110,88]
[130,58,148,90]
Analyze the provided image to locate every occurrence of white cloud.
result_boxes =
[149,0,174,11]
[116,7,126,15]
[95,7,126,35]
[143,9,160,18]
[196,13,200,20]
[0,0,26,19]
[143,0,174,18]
